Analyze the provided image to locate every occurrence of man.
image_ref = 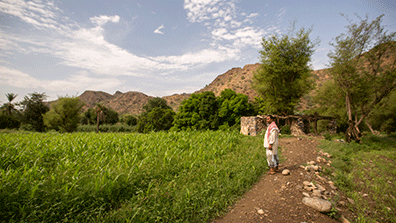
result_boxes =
[264,115,279,174]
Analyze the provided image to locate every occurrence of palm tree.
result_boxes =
[95,103,106,133]
[5,93,18,115]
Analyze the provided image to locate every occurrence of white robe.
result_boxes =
[264,125,279,155]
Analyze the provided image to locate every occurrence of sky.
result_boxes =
[1,0,396,103]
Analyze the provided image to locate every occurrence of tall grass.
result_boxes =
[319,133,396,222]
[0,131,265,222]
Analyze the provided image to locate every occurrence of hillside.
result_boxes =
[77,64,332,116]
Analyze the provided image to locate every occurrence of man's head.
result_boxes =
[266,115,274,124]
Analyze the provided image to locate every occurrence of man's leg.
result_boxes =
[266,149,276,174]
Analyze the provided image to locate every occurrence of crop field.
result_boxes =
[0,131,265,222]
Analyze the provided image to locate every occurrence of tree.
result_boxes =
[217,89,254,128]
[0,93,21,129]
[121,114,138,126]
[81,108,95,125]
[137,98,175,133]
[172,91,218,130]
[19,92,49,132]
[3,93,18,116]
[137,107,175,133]
[95,103,106,133]
[43,96,85,132]
[253,25,317,115]
[327,14,396,142]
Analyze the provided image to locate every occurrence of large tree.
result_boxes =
[253,26,317,115]
[43,96,85,132]
[19,92,49,132]
[137,97,175,133]
[327,14,396,142]
[172,91,218,130]
[217,89,254,128]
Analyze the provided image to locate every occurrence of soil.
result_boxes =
[213,136,353,223]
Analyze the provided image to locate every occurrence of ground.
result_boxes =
[213,136,352,223]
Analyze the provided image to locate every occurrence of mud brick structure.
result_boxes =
[241,114,336,136]
[240,116,266,136]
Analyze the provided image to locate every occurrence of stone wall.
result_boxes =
[240,116,266,136]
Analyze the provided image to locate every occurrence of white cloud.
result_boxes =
[90,15,120,26]
[0,66,121,93]
[154,24,165,34]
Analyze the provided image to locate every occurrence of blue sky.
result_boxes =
[1,0,395,103]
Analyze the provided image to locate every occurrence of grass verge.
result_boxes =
[318,133,396,222]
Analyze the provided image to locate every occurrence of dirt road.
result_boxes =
[213,136,349,223]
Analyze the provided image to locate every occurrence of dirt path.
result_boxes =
[213,136,343,223]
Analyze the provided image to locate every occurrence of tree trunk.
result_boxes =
[345,92,352,121]
[96,114,100,133]
[365,120,379,135]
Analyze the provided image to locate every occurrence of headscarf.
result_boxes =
[267,121,279,143]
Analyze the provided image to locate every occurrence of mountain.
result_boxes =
[76,63,333,116]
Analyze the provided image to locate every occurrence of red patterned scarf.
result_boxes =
[267,121,278,143]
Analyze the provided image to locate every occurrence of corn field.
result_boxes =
[0,131,266,222]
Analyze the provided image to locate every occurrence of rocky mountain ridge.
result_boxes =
[78,63,331,116]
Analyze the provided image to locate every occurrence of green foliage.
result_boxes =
[19,92,49,132]
[281,124,291,135]
[142,97,172,113]
[0,131,266,222]
[326,14,396,131]
[319,134,396,222]
[77,124,135,132]
[368,90,396,134]
[120,114,138,126]
[80,108,95,125]
[173,91,219,130]
[137,97,175,133]
[81,106,119,126]
[253,25,317,115]
[217,89,254,128]
[43,96,85,132]
[0,114,20,129]
[137,107,175,133]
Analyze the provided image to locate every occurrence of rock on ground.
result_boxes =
[302,197,332,213]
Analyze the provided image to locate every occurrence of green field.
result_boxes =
[319,133,396,222]
[0,131,265,222]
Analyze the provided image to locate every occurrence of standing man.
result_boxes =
[264,115,279,174]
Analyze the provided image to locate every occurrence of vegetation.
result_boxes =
[253,25,318,115]
[137,97,175,133]
[43,96,85,132]
[319,133,396,222]
[173,89,253,131]
[0,131,265,222]
[19,92,49,132]
[323,14,396,142]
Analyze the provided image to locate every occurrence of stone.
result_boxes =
[363,194,369,197]
[313,165,319,171]
[257,209,265,215]
[303,192,310,197]
[299,165,305,169]
[347,198,355,205]
[303,181,311,186]
[338,201,346,206]
[302,197,332,213]
[282,169,290,175]
[312,190,322,197]
[316,184,326,192]
[304,185,313,191]
[340,215,350,223]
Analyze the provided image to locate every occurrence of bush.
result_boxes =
[0,114,20,129]
[281,124,291,135]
